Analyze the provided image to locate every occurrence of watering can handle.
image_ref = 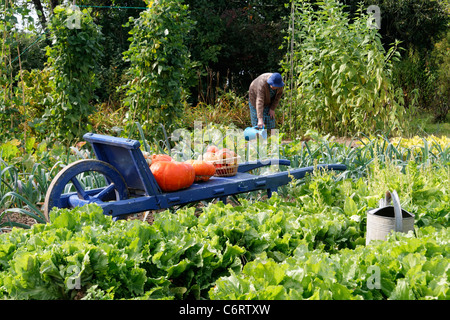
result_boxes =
[386,190,403,232]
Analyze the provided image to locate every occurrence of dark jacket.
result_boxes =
[249,73,284,120]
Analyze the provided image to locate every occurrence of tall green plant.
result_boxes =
[282,0,406,136]
[41,5,103,142]
[0,0,29,140]
[122,0,195,134]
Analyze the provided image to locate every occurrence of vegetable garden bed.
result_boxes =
[0,134,448,300]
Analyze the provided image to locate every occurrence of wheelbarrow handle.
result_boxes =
[238,159,291,173]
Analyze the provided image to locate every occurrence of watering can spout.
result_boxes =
[244,126,267,141]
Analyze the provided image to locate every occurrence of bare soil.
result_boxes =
[0,211,38,231]
[0,209,158,233]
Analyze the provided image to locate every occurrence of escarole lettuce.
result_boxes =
[210,227,449,300]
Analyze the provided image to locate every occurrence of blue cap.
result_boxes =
[267,73,284,88]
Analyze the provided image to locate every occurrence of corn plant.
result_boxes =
[281,0,405,136]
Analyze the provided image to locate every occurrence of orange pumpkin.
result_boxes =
[150,161,195,192]
[151,154,173,163]
[185,159,216,182]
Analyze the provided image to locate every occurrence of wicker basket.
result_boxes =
[214,163,239,177]
[208,157,240,177]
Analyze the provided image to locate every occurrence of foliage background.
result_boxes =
[1,0,449,144]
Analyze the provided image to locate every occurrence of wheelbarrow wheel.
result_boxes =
[43,159,129,222]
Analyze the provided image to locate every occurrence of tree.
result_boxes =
[29,0,61,30]
[184,0,290,104]
[342,0,449,52]
[31,0,47,28]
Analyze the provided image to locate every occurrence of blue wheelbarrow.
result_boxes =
[43,133,347,221]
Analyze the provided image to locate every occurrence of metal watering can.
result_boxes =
[366,190,415,245]
[244,126,267,141]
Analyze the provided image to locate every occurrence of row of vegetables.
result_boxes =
[0,156,448,300]
[0,132,448,300]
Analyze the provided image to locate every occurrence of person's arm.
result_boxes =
[255,87,266,128]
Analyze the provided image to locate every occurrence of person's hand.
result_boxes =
[269,109,275,119]
[257,119,264,129]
